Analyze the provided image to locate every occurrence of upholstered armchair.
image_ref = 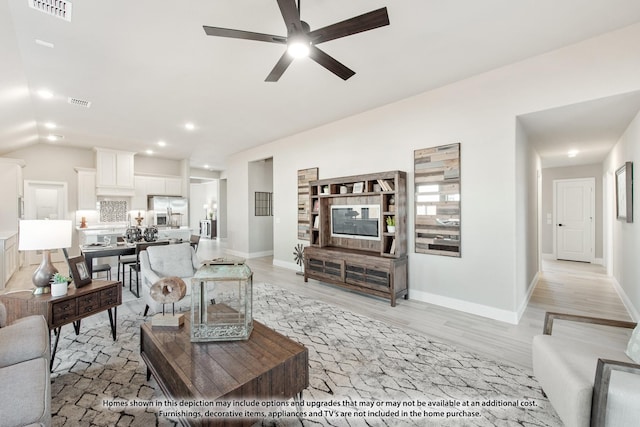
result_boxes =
[140,243,201,316]
[532,312,640,427]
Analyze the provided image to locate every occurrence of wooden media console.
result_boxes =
[304,170,408,306]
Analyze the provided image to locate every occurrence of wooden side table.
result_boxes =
[0,280,122,370]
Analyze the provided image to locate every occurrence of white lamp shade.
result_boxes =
[19,220,72,251]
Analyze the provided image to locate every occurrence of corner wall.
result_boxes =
[225,23,640,323]
[604,109,640,320]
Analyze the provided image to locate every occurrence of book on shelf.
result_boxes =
[389,238,396,255]
[377,179,394,192]
[313,215,319,229]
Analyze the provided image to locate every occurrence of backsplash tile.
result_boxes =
[100,201,128,222]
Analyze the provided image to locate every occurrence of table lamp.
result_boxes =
[18,220,72,295]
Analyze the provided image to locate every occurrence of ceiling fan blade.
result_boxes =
[203,26,286,44]
[265,51,295,82]
[308,7,389,44]
[277,0,304,34]
[308,46,355,80]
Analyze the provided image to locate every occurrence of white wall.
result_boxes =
[189,181,218,231]
[247,158,273,256]
[515,119,541,316]
[225,23,640,323]
[604,109,640,320]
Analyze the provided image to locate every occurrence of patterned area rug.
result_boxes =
[50,283,561,426]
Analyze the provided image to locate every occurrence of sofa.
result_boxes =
[0,303,51,427]
[140,243,201,316]
[532,312,640,427]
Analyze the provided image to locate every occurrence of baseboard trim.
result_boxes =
[223,249,273,259]
[611,277,640,322]
[516,271,540,324]
[409,289,519,325]
[272,259,300,272]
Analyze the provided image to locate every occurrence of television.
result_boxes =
[331,205,380,241]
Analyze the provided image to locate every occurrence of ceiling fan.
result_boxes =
[203,0,389,82]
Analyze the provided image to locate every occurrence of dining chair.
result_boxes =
[128,241,169,297]
[117,236,136,285]
[190,234,201,252]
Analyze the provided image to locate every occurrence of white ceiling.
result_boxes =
[519,91,640,168]
[2,0,640,171]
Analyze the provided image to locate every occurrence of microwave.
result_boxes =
[155,213,168,226]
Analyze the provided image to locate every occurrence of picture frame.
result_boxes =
[69,255,92,287]
[353,182,365,193]
[615,162,633,223]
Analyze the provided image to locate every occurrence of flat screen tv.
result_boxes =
[331,205,380,241]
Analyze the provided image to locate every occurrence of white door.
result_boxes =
[554,178,595,262]
[24,181,69,264]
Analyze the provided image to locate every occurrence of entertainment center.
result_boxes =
[304,170,408,306]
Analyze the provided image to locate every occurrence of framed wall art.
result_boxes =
[616,161,633,223]
[414,143,461,257]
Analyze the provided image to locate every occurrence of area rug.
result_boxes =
[50,283,561,426]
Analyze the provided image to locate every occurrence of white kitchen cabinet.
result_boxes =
[164,177,182,196]
[75,167,97,210]
[0,158,24,232]
[95,148,135,196]
[133,175,184,209]
[0,232,19,289]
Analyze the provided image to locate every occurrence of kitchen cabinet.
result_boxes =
[0,231,19,289]
[132,175,184,210]
[95,148,135,196]
[0,158,24,232]
[75,167,97,210]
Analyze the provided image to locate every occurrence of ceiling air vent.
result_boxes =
[28,0,72,22]
[68,97,91,108]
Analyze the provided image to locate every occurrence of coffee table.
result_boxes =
[140,313,309,427]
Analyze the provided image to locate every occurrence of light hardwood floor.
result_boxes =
[4,239,634,370]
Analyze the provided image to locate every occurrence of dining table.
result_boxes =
[80,239,198,277]
[80,243,136,277]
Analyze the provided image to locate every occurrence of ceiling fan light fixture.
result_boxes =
[287,37,310,58]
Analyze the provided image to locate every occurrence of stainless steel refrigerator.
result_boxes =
[147,195,188,227]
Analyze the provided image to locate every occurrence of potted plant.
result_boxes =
[386,216,396,233]
[51,273,71,297]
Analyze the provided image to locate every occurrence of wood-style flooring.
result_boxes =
[4,239,634,370]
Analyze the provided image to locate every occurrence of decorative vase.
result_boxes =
[51,281,68,297]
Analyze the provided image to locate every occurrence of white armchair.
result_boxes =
[140,243,201,316]
[532,312,640,427]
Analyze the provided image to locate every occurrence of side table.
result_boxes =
[0,280,122,370]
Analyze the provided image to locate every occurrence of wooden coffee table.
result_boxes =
[140,313,309,427]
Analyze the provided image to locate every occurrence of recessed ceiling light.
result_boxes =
[568,150,579,158]
[157,140,166,147]
[37,89,53,99]
[203,164,209,169]
[46,134,63,141]
[35,39,55,48]
[185,122,195,131]
[44,122,56,129]
[146,149,154,155]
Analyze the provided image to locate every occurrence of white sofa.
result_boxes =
[532,312,640,427]
[0,303,51,427]
[140,243,201,316]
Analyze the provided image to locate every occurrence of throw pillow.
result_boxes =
[626,324,640,363]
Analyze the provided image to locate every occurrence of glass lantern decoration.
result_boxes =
[190,258,253,342]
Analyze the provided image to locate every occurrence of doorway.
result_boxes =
[553,178,595,263]
[24,180,68,264]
